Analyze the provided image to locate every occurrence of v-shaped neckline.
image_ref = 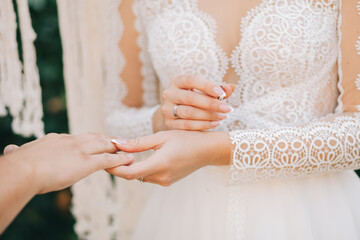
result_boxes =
[192,0,269,84]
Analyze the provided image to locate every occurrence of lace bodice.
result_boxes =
[65,0,360,239]
[139,0,340,130]
[105,0,360,185]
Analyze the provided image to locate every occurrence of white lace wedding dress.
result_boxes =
[71,0,360,239]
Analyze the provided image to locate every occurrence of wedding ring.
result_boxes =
[173,105,179,118]
[217,89,226,101]
[138,177,145,183]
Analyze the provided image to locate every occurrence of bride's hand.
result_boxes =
[108,131,231,186]
[153,75,235,132]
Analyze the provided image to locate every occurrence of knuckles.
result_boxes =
[183,106,195,117]
[161,105,168,117]
[44,132,60,139]
[182,120,192,130]
[87,132,102,139]
[128,137,141,146]
[161,89,171,102]
[157,174,173,187]
[123,172,135,181]
[208,99,219,110]
[183,75,195,86]
[164,120,173,129]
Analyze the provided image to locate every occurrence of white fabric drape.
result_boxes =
[57,1,153,239]
[0,0,44,138]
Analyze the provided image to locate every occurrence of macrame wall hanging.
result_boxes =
[0,0,44,138]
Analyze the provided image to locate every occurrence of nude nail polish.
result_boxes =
[111,139,127,145]
[211,121,220,127]
[213,86,226,97]
[217,113,228,120]
[219,104,232,113]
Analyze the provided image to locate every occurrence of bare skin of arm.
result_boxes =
[0,133,134,233]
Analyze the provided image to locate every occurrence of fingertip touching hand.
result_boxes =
[154,75,236,132]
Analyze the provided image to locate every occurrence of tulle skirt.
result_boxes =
[132,167,360,240]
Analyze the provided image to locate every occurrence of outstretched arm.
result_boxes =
[0,133,133,233]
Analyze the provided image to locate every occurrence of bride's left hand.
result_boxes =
[108,131,231,186]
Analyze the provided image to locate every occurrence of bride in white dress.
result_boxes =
[69,0,360,239]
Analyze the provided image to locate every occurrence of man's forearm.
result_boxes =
[0,154,38,233]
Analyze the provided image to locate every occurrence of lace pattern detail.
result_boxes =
[72,172,119,240]
[142,0,339,132]
[230,115,360,184]
[138,1,342,239]
[104,0,159,139]
[357,3,360,112]
[335,0,344,114]
[140,0,229,87]
[133,1,159,107]
[226,0,339,130]
[0,0,44,138]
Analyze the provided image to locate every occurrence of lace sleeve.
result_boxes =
[104,0,159,139]
[229,1,360,185]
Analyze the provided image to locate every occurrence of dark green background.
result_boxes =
[0,0,75,239]
[0,1,359,240]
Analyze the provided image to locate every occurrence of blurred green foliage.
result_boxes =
[0,0,75,239]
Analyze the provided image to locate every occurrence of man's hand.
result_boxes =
[3,133,134,194]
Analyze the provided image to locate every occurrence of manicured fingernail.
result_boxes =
[211,121,220,127]
[217,113,228,120]
[219,104,232,113]
[213,86,225,97]
[218,91,227,101]
[4,146,14,154]
[111,139,127,145]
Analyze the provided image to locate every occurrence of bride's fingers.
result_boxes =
[106,156,159,180]
[163,104,228,121]
[90,153,135,170]
[111,133,164,153]
[220,84,236,99]
[167,119,220,131]
[173,75,226,98]
[172,89,232,113]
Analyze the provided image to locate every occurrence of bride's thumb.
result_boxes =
[111,134,161,153]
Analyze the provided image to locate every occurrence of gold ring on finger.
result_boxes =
[173,105,180,118]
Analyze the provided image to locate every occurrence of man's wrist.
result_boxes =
[4,151,40,196]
